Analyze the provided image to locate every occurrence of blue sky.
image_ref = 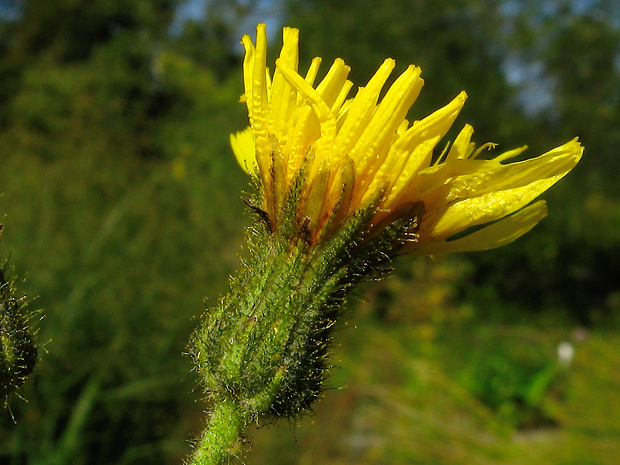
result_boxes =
[0,0,21,21]
[170,0,284,42]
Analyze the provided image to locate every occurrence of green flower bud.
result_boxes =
[0,230,38,409]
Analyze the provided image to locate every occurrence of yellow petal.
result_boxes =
[230,128,257,175]
[331,59,396,165]
[276,58,339,178]
[315,59,352,111]
[444,124,475,162]
[409,201,548,255]
[419,138,582,239]
[423,174,566,241]
[331,80,353,116]
[269,27,300,144]
[241,34,256,118]
[304,57,322,85]
[248,24,271,180]
[381,92,468,208]
[352,65,423,175]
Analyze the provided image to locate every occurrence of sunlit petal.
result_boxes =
[232,23,583,253]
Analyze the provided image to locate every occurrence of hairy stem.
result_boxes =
[189,399,247,465]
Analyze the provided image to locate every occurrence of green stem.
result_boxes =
[186,193,400,463]
[189,399,247,465]
[187,230,350,463]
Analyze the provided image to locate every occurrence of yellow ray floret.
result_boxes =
[230,23,583,255]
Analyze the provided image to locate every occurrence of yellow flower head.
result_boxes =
[231,24,582,255]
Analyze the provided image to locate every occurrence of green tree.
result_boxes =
[469,0,620,324]
[11,0,177,61]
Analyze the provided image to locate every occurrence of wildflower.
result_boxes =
[231,23,582,255]
[188,24,582,465]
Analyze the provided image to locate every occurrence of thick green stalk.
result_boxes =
[190,399,246,465]
[187,193,423,464]
[187,224,362,463]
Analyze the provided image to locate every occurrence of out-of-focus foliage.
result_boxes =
[0,0,618,463]
[8,0,176,60]
[246,312,620,465]
[462,0,620,327]
[0,0,179,124]
[0,1,248,463]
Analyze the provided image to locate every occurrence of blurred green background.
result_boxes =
[0,0,619,463]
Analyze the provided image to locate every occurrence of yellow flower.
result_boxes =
[231,23,582,255]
